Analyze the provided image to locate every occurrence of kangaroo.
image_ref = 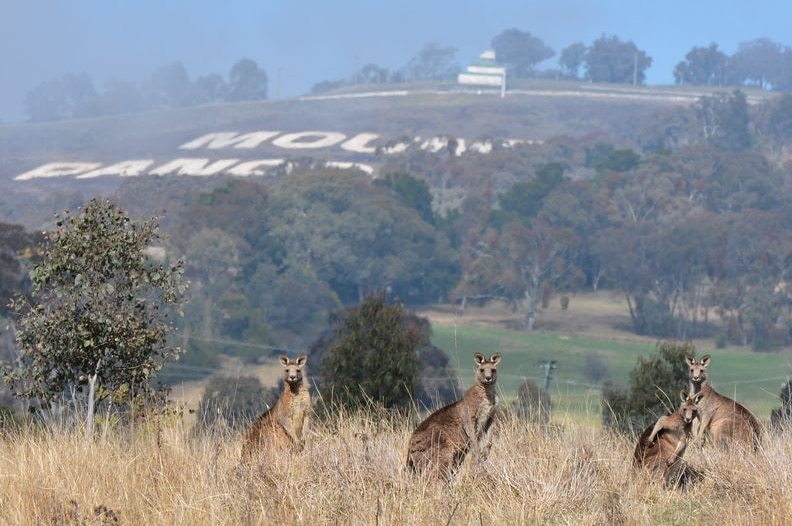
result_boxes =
[687,354,761,449]
[241,354,311,461]
[406,353,501,479]
[633,390,703,488]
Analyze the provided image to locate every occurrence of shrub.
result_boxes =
[315,293,421,411]
[601,340,693,434]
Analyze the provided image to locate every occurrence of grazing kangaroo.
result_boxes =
[633,390,703,488]
[686,354,761,449]
[406,353,501,479]
[241,354,311,461]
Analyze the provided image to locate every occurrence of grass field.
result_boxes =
[4,409,792,525]
[421,293,792,425]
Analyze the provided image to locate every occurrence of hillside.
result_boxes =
[1,80,775,229]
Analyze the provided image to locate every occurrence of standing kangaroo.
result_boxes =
[633,390,703,487]
[406,353,501,479]
[241,354,311,461]
[686,354,761,449]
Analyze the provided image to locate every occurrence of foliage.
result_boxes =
[142,61,192,108]
[25,73,99,122]
[602,341,693,434]
[584,35,652,85]
[195,374,279,432]
[673,43,728,86]
[228,58,268,101]
[728,38,790,89]
[413,339,460,410]
[6,199,188,411]
[559,43,587,78]
[268,170,459,304]
[315,293,423,411]
[374,172,435,225]
[401,43,460,81]
[491,29,555,77]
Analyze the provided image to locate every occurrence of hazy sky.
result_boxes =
[1,0,790,122]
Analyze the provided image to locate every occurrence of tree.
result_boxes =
[584,35,652,85]
[491,29,555,78]
[315,293,422,411]
[696,89,752,151]
[559,43,587,78]
[353,63,390,85]
[602,341,693,434]
[6,199,187,434]
[24,73,99,121]
[192,73,229,104]
[402,43,460,81]
[673,43,728,86]
[728,38,788,89]
[495,162,566,226]
[142,61,192,107]
[374,172,435,224]
[268,170,459,304]
[228,58,268,101]
[97,79,146,115]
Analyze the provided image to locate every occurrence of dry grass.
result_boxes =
[3,409,792,525]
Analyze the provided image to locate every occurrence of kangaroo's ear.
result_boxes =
[700,354,711,367]
[296,354,308,366]
[680,389,688,402]
[490,353,502,366]
[278,355,289,366]
[474,353,485,365]
[693,392,704,404]
[685,356,696,366]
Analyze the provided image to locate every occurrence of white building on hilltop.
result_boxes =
[457,50,506,97]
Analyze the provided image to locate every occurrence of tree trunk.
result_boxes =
[85,363,100,443]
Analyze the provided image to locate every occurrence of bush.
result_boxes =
[601,340,693,434]
[315,293,422,411]
[414,344,461,410]
[583,352,610,383]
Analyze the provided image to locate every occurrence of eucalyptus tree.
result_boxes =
[7,199,187,435]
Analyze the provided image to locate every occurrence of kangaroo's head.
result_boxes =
[679,389,704,424]
[474,353,501,386]
[279,354,307,385]
[686,354,710,386]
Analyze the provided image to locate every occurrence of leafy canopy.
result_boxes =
[7,199,187,409]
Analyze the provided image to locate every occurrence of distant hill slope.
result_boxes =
[0,80,776,226]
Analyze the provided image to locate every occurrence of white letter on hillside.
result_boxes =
[149,158,239,176]
[77,160,154,179]
[341,133,380,154]
[272,131,346,149]
[14,162,102,181]
[179,131,281,150]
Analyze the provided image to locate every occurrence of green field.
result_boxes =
[431,323,791,425]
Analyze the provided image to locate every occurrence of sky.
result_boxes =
[1,0,790,122]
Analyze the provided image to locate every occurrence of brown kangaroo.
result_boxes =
[686,354,761,450]
[406,353,501,479]
[241,354,311,461]
[634,390,703,488]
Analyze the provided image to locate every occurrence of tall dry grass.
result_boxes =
[3,408,792,525]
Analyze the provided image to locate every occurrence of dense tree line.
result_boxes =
[24,58,268,122]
